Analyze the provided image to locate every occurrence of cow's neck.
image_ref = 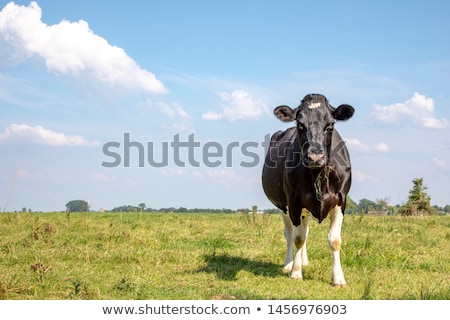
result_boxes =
[311,164,337,201]
[309,164,344,222]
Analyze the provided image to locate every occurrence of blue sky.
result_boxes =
[1,0,449,212]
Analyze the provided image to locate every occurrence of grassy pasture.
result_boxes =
[0,211,449,300]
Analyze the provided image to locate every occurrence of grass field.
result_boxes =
[0,211,449,300]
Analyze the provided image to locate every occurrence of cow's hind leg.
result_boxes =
[328,205,346,286]
[291,212,311,280]
[281,211,294,273]
[300,210,310,267]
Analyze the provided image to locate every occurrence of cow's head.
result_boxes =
[274,94,354,168]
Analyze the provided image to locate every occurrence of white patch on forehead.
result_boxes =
[308,102,322,109]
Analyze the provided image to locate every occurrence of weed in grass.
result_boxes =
[240,211,272,227]
[66,277,90,299]
[360,278,374,300]
[30,262,52,284]
[32,222,56,242]
[114,278,136,291]
[0,275,8,299]
[0,274,28,299]
[419,280,448,300]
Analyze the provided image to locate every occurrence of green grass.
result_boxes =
[0,212,449,300]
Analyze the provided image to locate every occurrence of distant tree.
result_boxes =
[358,198,376,214]
[66,200,90,212]
[400,178,434,216]
[138,203,146,212]
[111,205,139,212]
[432,205,443,213]
[264,208,282,214]
[346,196,358,213]
[443,205,450,213]
[375,198,389,215]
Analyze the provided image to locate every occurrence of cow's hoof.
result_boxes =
[332,272,346,286]
[332,277,347,287]
[282,261,293,273]
[333,283,347,287]
[290,272,303,280]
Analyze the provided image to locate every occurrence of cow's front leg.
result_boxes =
[328,205,346,286]
[291,214,311,279]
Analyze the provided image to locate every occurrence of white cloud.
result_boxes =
[0,2,166,94]
[202,89,269,121]
[432,157,447,169]
[91,173,117,182]
[144,99,193,131]
[202,110,222,121]
[421,117,449,129]
[373,143,390,152]
[346,138,389,153]
[353,170,380,183]
[156,101,190,119]
[0,123,99,146]
[373,92,448,129]
[16,168,45,179]
[346,138,371,153]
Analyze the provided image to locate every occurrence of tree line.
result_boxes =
[63,177,448,216]
[346,178,448,215]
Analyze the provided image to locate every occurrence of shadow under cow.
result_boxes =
[196,252,283,280]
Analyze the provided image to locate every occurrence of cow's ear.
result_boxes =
[334,104,354,121]
[274,105,297,122]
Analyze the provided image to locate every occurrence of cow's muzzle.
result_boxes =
[306,143,326,167]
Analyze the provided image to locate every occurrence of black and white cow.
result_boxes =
[262,93,354,286]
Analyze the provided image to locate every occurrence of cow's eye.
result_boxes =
[297,122,305,131]
[325,123,334,132]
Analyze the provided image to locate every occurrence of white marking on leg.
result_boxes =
[281,211,294,273]
[328,205,346,286]
[290,210,311,279]
[300,210,311,266]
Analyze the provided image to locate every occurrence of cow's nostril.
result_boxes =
[308,153,325,163]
